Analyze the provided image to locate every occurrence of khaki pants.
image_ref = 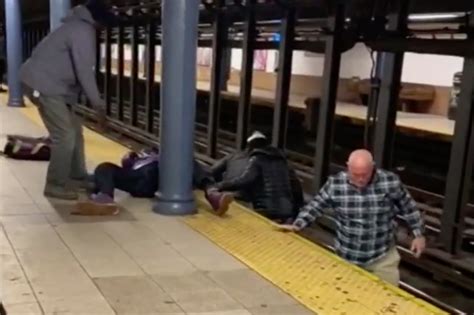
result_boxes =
[37,95,87,189]
[364,247,401,286]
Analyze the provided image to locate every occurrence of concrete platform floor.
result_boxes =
[0,105,314,315]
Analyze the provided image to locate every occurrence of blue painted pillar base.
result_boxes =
[153,193,197,216]
[152,0,200,216]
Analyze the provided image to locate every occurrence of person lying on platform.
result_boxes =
[76,147,234,216]
[210,133,304,223]
[276,149,426,286]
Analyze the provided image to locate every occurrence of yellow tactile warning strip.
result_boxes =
[185,196,446,315]
[187,195,447,315]
[12,99,446,315]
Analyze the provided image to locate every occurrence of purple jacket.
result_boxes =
[121,148,159,171]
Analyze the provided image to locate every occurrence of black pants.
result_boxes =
[94,160,215,198]
[94,162,157,198]
[193,160,215,190]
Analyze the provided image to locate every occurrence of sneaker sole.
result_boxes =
[215,194,234,216]
[73,201,119,216]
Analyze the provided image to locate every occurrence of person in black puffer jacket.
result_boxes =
[209,131,267,202]
[213,133,304,222]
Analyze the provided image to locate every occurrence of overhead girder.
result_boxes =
[5,0,473,58]
[2,0,472,24]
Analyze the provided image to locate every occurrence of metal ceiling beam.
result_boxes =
[366,38,474,57]
[8,0,473,22]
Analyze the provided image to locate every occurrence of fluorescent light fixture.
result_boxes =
[408,13,466,22]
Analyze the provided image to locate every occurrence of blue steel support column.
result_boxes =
[50,0,71,31]
[153,0,199,215]
[5,0,24,107]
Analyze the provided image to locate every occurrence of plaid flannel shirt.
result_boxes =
[294,169,424,266]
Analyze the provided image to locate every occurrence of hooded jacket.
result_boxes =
[20,6,103,108]
[216,146,304,220]
[210,150,252,201]
[210,150,250,182]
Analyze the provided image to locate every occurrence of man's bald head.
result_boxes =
[348,149,374,167]
[346,149,375,188]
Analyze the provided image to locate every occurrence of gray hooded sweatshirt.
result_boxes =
[20,6,103,108]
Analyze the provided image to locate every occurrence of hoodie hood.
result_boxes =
[62,6,96,26]
[250,146,287,160]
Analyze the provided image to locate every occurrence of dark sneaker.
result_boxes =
[74,193,119,216]
[205,190,234,216]
[44,186,78,200]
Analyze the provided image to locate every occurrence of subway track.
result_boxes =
[96,70,474,209]
[80,99,474,239]
[75,103,474,312]
[75,102,474,245]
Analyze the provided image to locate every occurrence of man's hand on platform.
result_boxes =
[274,224,301,233]
[410,236,426,258]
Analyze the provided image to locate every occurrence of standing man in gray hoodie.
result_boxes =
[20,0,116,200]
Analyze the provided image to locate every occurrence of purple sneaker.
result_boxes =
[205,190,234,216]
[92,192,115,204]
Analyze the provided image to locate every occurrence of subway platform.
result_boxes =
[0,100,447,315]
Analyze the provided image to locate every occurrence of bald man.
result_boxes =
[277,149,425,286]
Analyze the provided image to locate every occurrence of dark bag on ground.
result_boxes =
[2,135,51,161]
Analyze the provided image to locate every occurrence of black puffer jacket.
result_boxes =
[215,146,304,220]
